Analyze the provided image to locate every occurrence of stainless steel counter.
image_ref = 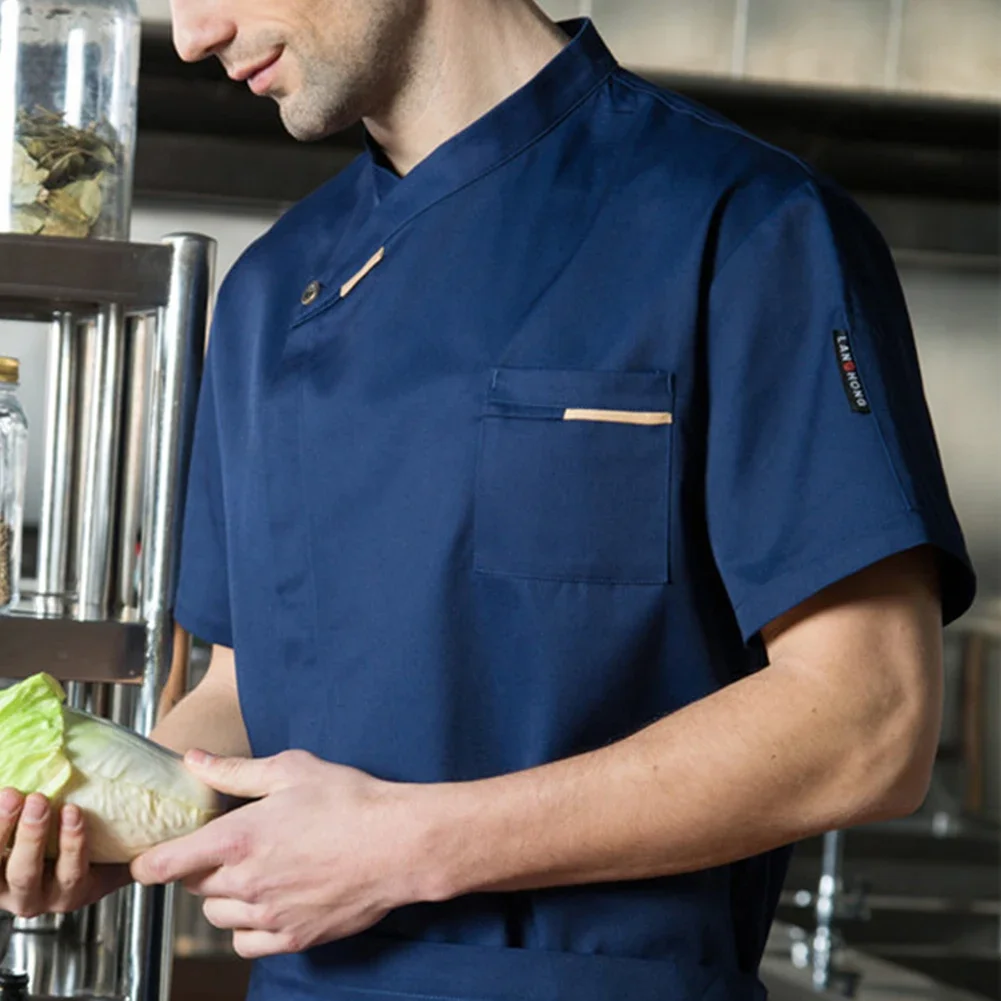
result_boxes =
[762,924,993,1001]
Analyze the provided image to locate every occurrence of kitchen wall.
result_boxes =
[139,0,1000,102]
[899,260,1001,601]
[539,0,1000,101]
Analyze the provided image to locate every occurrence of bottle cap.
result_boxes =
[0,358,18,385]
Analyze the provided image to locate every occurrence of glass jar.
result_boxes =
[0,356,28,612]
[0,0,140,240]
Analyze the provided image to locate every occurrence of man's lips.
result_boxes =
[228,50,284,94]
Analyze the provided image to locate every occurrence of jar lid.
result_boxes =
[0,358,18,384]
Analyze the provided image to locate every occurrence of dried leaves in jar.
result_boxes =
[11,107,119,239]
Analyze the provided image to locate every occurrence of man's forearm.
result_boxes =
[403,551,942,903]
[152,674,250,759]
[413,654,928,902]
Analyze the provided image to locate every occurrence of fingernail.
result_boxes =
[62,805,82,830]
[23,796,47,822]
[0,789,21,817]
[186,749,213,766]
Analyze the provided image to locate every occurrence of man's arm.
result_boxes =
[132,546,945,959]
[420,546,942,896]
[152,644,250,759]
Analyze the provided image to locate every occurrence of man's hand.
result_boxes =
[130,750,429,959]
[0,789,131,917]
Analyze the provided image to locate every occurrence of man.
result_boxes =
[0,2,976,999]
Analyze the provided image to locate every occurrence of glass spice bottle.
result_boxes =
[0,357,28,612]
[0,0,141,240]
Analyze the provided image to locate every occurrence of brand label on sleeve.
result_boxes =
[833,330,871,414]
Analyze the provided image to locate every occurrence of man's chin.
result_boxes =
[279,102,353,143]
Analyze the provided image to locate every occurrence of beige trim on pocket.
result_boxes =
[562,408,673,426]
[340,247,386,298]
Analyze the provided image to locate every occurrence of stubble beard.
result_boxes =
[275,3,423,142]
[274,53,359,141]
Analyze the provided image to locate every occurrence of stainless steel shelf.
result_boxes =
[0,229,200,686]
[0,230,215,1001]
[0,232,174,685]
[0,234,173,320]
[0,610,145,683]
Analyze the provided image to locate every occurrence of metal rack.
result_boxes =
[0,231,216,1001]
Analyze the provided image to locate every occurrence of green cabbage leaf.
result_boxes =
[0,674,220,862]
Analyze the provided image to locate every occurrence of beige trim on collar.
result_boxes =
[340,247,386,298]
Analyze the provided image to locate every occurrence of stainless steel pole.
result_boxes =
[812,828,844,991]
[64,303,129,997]
[36,312,78,609]
[74,304,127,620]
[87,685,140,999]
[125,233,215,1001]
[79,677,122,999]
[115,315,153,620]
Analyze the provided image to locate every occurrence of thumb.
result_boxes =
[183,750,284,799]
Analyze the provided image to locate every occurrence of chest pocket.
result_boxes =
[474,368,673,585]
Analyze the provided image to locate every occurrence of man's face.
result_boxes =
[170,0,423,140]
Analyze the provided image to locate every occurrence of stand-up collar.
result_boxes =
[366,19,617,203]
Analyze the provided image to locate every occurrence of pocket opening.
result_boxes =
[474,368,674,585]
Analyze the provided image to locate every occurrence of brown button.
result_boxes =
[301,280,321,306]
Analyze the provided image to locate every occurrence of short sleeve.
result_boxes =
[706,181,976,642]
[174,332,234,648]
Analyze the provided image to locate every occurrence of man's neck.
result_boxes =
[364,0,569,176]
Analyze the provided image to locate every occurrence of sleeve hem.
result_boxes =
[731,511,976,643]
[175,601,234,649]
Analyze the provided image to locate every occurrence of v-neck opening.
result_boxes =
[297,19,617,323]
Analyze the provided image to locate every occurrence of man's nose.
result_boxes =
[170,0,236,63]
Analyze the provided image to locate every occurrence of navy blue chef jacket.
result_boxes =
[175,19,976,1001]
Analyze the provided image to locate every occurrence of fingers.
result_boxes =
[232,929,298,960]
[132,820,243,887]
[0,788,24,854]
[204,899,308,958]
[50,805,88,912]
[0,799,124,917]
[4,794,51,917]
[182,867,239,899]
[183,751,285,799]
[202,896,265,931]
